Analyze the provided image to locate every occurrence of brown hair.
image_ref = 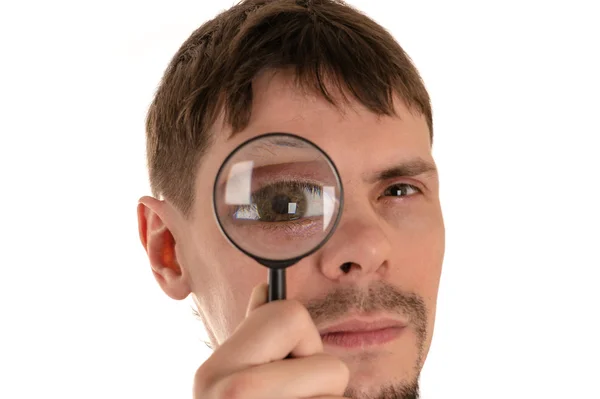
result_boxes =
[145,0,433,218]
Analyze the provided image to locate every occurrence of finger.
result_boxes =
[212,353,349,399]
[246,283,268,317]
[226,298,324,359]
[199,299,324,383]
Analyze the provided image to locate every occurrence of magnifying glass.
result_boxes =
[213,133,343,302]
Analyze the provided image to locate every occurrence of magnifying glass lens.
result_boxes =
[214,134,342,262]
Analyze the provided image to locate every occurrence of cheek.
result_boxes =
[186,223,269,340]
[218,256,266,313]
[393,216,445,299]
[393,222,444,344]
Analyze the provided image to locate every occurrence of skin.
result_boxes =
[138,70,445,397]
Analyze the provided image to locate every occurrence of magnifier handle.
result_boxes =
[267,268,286,302]
[266,269,293,359]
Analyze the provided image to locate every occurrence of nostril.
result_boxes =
[340,262,352,273]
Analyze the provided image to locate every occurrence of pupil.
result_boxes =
[271,194,291,214]
[393,185,406,196]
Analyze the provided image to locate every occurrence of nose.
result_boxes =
[316,209,392,281]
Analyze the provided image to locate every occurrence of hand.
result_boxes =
[193,283,350,398]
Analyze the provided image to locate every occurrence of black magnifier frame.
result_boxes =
[212,132,344,302]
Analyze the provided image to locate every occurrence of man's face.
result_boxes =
[149,71,444,396]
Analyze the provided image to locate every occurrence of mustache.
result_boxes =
[303,281,428,350]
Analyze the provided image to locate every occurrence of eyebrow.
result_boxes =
[268,137,308,148]
[248,136,310,157]
[364,158,438,183]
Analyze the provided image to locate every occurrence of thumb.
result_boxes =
[246,282,269,317]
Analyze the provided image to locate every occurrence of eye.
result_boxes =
[233,181,324,222]
[382,183,421,198]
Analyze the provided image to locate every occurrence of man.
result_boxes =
[137,0,445,398]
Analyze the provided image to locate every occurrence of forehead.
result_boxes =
[208,71,433,180]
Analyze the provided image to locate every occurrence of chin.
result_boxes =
[344,371,420,399]
[351,355,416,383]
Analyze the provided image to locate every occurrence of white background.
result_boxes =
[1,1,599,398]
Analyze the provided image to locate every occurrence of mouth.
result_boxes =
[318,316,408,349]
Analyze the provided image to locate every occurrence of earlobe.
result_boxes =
[137,196,191,300]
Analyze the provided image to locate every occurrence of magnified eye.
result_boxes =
[234,181,324,222]
[383,183,420,197]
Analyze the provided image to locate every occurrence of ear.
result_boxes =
[137,196,191,300]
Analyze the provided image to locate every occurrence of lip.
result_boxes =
[319,316,408,335]
[318,316,408,349]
